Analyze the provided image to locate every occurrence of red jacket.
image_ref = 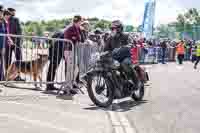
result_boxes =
[64,24,81,45]
[176,43,185,55]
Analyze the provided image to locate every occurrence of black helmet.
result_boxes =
[111,20,123,33]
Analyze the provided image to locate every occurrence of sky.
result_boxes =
[0,0,200,26]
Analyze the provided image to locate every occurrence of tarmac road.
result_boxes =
[0,62,200,133]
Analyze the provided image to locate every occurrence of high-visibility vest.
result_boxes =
[196,44,200,56]
[176,43,185,54]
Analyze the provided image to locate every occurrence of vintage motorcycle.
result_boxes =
[82,46,149,108]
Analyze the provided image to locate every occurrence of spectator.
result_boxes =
[80,20,89,42]
[139,38,147,64]
[194,41,200,69]
[191,43,197,63]
[0,6,6,81]
[176,40,185,65]
[64,15,83,90]
[47,15,81,95]
[4,8,24,81]
[31,32,40,48]
[46,31,65,92]
[94,28,103,46]
[64,15,82,47]
[40,31,50,49]
[7,8,16,17]
[185,40,192,60]
[161,40,167,64]
[103,32,110,44]
[80,20,92,73]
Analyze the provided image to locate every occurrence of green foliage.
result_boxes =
[156,8,200,40]
[94,19,111,30]
[124,25,134,32]
[22,17,111,35]
[155,24,176,39]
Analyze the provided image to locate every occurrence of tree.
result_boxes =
[124,25,134,32]
[156,24,169,37]
[35,23,43,36]
[155,24,176,39]
[171,8,200,40]
[22,17,111,35]
[94,19,111,30]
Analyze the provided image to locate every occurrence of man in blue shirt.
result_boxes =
[0,6,6,82]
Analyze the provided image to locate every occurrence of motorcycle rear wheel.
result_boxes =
[131,81,145,101]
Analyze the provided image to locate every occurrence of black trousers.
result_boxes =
[0,49,5,81]
[161,48,166,63]
[177,54,184,64]
[194,56,200,67]
[46,56,80,89]
[46,41,81,89]
[192,55,197,63]
[5,45,22,70]
[46,56,63,89]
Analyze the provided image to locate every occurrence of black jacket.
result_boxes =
[8,16,22,46]
[0,20,7,49]
[9,16,22,35]
[49,31,65,61]
[161,41,167,49]
[104,33,129,52]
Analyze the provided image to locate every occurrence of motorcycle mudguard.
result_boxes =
[82,69,110,82]
[134,66,149,82]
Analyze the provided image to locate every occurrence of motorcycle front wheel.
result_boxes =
[87,72,114,108]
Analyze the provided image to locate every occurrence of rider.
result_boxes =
[104,20,139,88]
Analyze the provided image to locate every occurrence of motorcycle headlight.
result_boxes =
[114,60,120,67]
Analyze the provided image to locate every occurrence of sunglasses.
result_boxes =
[110,27,118,31]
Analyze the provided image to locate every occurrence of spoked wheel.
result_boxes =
[131,80,145,101]
[87,73,114,108]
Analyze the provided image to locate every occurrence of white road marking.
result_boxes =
[117,112,131,127]
[115,126,125,133]
[118,112,136,133]
[108,111,124,133]
[0,113,77,133]
[108,110,136,133]
[108,111,121,126]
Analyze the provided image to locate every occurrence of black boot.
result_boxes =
[46,85,59,91]
[14,76,25,81]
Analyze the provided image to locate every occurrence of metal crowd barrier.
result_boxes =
[0,34,74,90]
[76,42,101,75]
[137,46,192,64]
[137,47,178,64]
[0,33,102,91]
[0,33,194,91]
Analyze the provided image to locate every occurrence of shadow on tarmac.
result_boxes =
[3,83,42,91]
[83,100,148,112]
